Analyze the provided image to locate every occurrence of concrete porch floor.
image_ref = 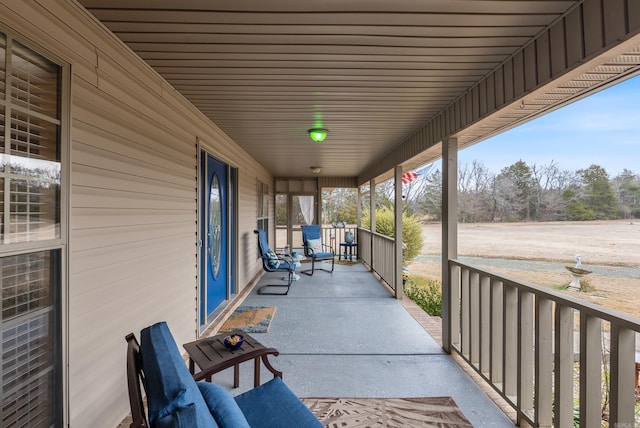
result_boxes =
[209,261,516,427]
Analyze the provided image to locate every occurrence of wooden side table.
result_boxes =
[183,331,282,388]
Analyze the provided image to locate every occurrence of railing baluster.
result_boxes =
[579,313,602,427]
[450,264,461,349]
[470,272,480,368]
[608,324,636,426]
[518,290,534,423]
[490,280,503,385]
[554,304,574,428]
[504,284,518,401]
[480,275,491,376]
[535,297,553,427]
[461,268,470,358]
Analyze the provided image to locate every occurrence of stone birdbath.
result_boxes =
[565,255,592,291]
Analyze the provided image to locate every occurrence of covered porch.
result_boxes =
[205,261,514,427]
[1,1,639,427]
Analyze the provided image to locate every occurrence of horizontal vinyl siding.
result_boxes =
[0,1,272,427]
[70,80,199,426]
[237,172,263,281]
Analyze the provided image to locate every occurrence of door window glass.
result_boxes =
[209,174,222,278]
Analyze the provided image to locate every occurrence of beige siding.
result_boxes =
[0,1,270,426]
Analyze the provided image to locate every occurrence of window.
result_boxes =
[0,35,63,427]
[257,180,269,233]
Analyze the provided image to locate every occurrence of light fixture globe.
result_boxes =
[308,128,328,142]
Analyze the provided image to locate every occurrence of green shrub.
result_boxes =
[404,277,442,317]
[361,207,424,262]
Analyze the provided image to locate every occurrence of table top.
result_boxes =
[339,242,357,246]
[183,331,279,381]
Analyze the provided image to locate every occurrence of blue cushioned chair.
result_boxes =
[301,224,335,275]
[254,229,296,295]
[125,322,322,428]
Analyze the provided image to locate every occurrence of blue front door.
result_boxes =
[201,153,228,325]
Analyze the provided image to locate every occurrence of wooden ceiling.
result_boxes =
[78,1,636,179]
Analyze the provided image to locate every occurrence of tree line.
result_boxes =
[407,160,640,222]
[320,160,640,224]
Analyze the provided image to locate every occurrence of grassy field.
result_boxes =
[407,220,640,318]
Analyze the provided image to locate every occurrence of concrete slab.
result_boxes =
[212,261,515,427]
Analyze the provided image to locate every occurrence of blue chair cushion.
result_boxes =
[153,403,218,428]
[140,322,217,426]
[197,382,250,428]
[312,252,334,259]
[234,378,323,428]
[265,249,281,268]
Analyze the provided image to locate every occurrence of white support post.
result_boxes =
[394,165,403,299]
[441,137,458,352]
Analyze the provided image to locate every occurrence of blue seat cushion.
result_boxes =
[312,252,333,259]
[197,382,250,428]
[234,378,323,428]
[140,322,217,427]
[277,260,295,271]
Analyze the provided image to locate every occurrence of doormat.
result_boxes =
[302,396,472,427]
[219,306,276,333]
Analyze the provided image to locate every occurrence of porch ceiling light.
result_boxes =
[308,128,328,142]
[310,166,322,174]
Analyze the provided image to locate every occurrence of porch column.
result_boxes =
[394,166,404,299]
[356,184,362,241]
[441,137,458,353]
[369,179,376,273]
[315,179,321,227]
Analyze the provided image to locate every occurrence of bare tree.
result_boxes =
[458,160,494,222]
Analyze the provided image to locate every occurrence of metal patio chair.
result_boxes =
[300,224,335,275]
[254,229,296,295]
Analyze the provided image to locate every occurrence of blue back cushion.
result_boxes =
[140,322,218,427]
[301,224,321,241]
[197,382,250,427]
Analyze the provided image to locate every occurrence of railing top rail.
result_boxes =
[358,228,395,242]
[450,259,640,332]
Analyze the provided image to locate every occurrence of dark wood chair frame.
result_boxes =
[125,333,149,428]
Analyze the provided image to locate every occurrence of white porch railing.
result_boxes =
[449,260,639,427]
[358,228,396,292]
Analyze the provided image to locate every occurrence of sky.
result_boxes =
[455,74,640,177]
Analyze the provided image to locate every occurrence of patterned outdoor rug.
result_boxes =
[219,306,276,333]
[302,396,472,427]
[329,259,359,266]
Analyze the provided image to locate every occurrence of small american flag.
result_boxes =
[401,164,434,184]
